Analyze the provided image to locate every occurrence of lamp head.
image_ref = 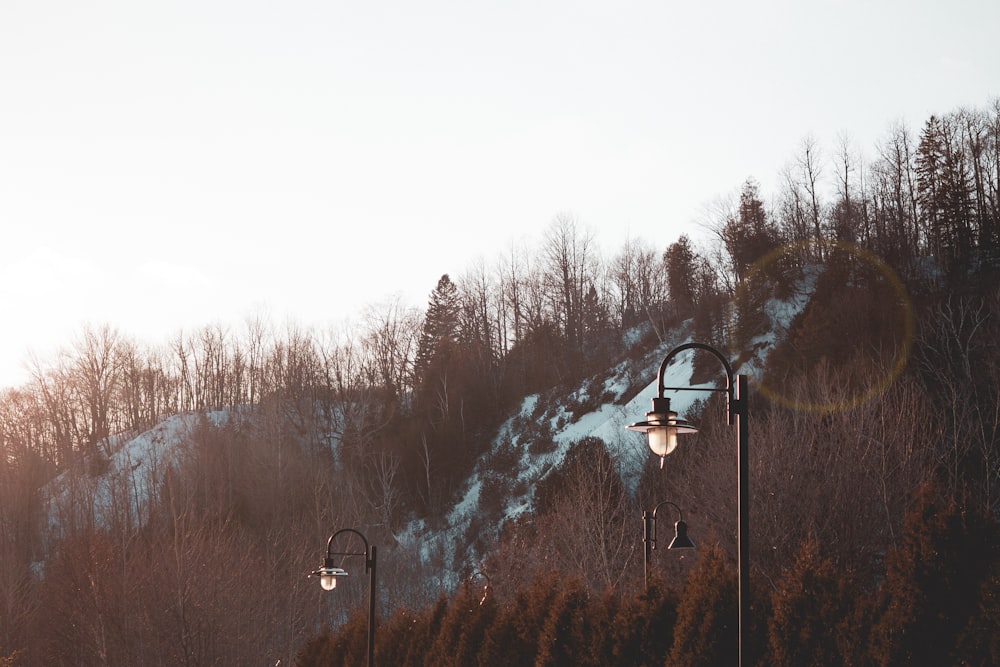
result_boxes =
[310,558,349,591]
[626,397,698,466]
[667,519,695,550]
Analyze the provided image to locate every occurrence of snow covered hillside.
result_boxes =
[41,277,812,588]
[397,278,813,580]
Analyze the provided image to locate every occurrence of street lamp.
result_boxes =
[642,500,695,590]
[626,399,698,468]
[626,342,750,667]
[469,571,492,606]
[310,528,377,667]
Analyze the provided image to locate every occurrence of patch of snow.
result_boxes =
[446,478,482,527]
[43,410,235,545]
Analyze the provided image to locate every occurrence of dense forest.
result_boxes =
[2,100,999,665]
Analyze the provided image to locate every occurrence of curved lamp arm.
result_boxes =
[325,528,373,567]
[647,501,694,551]
[469,571,491,606]
[656,342,741,424]
[311,528,375,591]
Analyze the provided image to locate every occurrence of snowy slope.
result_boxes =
[43,410,233,544]
[399,277,813,579]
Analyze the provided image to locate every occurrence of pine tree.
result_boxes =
[535,576,596,667]
[292,629,337,667]
[916,115,976,273]
[868,483,997,666]
[293,612,368,667]
[505,571,563,665]
[414,274,461,381]
[768,535,859,666]
[425,581,498,666]
[402,594,450,666]
[666,542,739,667]
[916,116,946,253]
[374,607,429,667]
[664,235,698,319]
[607,579,679,667]
[721,178,783,286]
[476,598,523,666]
[955,562,1000,665]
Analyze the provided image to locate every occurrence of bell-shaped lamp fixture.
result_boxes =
[626,396,698,467]
[667,519,695,550]
[311,559,350,591]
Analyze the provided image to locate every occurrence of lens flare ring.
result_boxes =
[733,239,914,414]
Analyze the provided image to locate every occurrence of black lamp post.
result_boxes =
[642,500,695,590]
[310,528,377,667]
[627,342,750,667]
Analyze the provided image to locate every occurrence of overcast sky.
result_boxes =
[1,0,997,388]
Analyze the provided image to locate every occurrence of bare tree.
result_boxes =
[540,214,599,350]
[798,134,826,257]
[915,294,999,508]
[243,310,272,406]
[71,325,123,456]
[871,121,920,264]
[832,132,862,241]
[777,164,812,255]
[458,257,501,362]
[535,438,637,592]
[608,235,641,329]
[497,238,533,347]
[30,356,80,466]
[367,450,403,528]
[318,328,395,466]
[361,296,421,406]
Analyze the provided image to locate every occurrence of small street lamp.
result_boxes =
[627,342,750,667]
[642,500,695,590]
[469,571,492,606]
[310,528,377,667]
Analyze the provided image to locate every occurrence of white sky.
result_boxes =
[2,0,998,388]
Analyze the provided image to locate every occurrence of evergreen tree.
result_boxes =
[293,612,367,667]
[403,595,450,666]
[505,571,563,665]
[414,274,461,381]
[535,576,596,667]
[608,578,679,667]
[916,116,945,253]
[476,597,523,666]
[425,581,498,666]
[868,483,997,666]
[916,115,976,273]
[665,542,739,667]
[293,629,337,667]
[374,607,430,667]
[690,258,727,349]
[408,273,504,515]
[721,178,783,286]
[581,283,612,367]
[955,562,1000,665]
[767,535,859,666]
[664,235,698,319]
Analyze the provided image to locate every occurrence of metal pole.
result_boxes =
[642,510,652,591]
[367,545,377,667]
[735,374,749,667]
